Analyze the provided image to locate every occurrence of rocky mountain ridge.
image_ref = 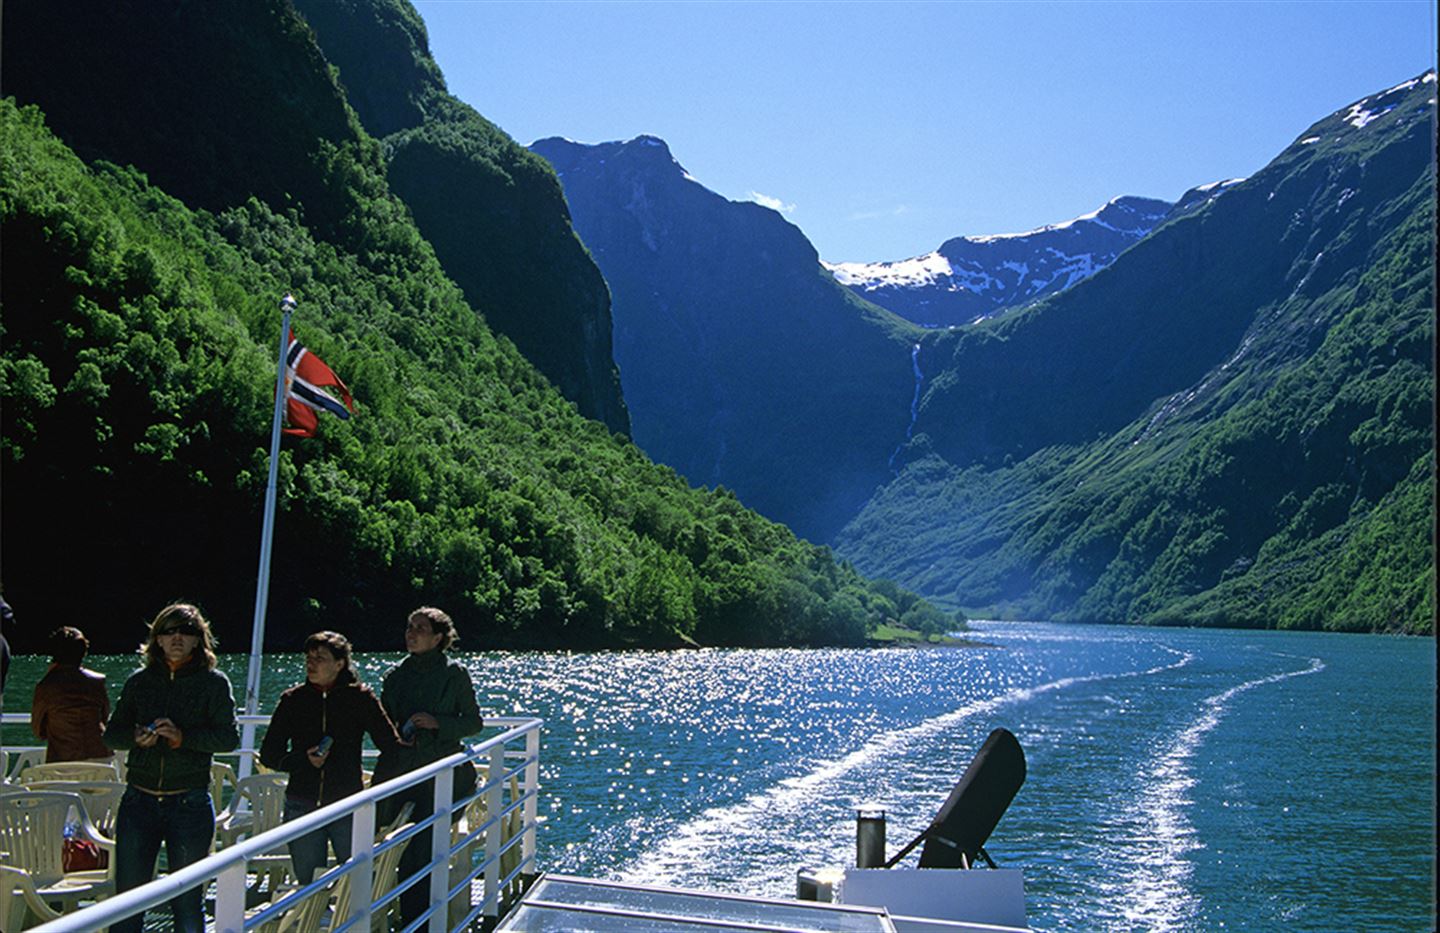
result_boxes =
[532,134,921,543]
[826,195,1174,326]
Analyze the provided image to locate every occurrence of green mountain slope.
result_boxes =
[0,3,952,650]
[835,74,1436,634]
[291,0,629,435]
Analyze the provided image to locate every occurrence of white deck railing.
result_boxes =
[2,714,543,933]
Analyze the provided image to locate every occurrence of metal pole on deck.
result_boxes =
[856,803,887,868]
[239,294,295,779]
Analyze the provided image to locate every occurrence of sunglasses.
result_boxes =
[158,623,201,637]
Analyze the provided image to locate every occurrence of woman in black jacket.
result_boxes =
[259,631,406,884]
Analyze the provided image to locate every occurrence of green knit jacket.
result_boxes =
[372,649,483,783]
[104,658,239,792]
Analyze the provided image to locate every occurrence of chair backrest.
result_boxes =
[380,800,414,840]
[0,792,75,885]
[250,875,335,933]
[23,780,127,838]
[18,760,119,784]
[3,749,45,781]
[211,761,239,812]
[917,728,1026,869]
[233,774,289,837]
[332,822,413,932]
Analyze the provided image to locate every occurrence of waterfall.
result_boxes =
[888,343,923,471]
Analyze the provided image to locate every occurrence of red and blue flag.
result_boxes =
[283,330,353,437]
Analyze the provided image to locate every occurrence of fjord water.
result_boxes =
[5,623,1432,930]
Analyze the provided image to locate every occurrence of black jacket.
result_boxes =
[259,673,403,805]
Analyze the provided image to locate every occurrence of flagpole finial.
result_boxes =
[280,294,297,312]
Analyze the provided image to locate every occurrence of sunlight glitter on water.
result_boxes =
[6,623,1428,932]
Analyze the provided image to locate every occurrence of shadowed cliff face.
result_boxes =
[292,0,629,435]
[533,136,921,543]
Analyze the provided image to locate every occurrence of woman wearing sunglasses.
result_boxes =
[104,603,239,933]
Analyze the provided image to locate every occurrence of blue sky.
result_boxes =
[414,0,1437,263]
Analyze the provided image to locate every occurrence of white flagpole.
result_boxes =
[239,293,295,778]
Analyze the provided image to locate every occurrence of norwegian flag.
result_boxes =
[283,330,353,437]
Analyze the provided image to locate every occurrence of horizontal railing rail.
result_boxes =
[4,715,542,933]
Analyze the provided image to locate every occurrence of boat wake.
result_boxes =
[610,648,1195,895]
[1112,654,1326,931]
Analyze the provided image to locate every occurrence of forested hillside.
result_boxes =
[0,1,955,651]
[836,74,1436,634]
[290,0,629,435]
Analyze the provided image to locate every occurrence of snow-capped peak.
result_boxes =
[825,195,1174,327]
[825,252,953,289]
[963,195,1164,244]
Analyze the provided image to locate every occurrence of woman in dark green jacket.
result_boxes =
[373,606,483,924]
[104,603,239,933]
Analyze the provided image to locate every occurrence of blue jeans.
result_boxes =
[284,796,354,884]
[112,786,215,933]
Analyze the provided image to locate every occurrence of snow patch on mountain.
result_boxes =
[1340,70,1435,130]
[826,252,953,289]
[969,197,1129,243]
[1345,102,1393,129]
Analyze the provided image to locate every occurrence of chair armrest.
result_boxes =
[1,864,66,924]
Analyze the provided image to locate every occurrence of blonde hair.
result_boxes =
[141,603,218,670]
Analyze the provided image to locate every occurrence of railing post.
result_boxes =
[523,724,540,869]
[214,861,248,933]
[237,721,258,780]
[344,799,377,930]
[428,764,455,933]
[485,743,505,916]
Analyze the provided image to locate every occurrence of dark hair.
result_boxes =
[304,630,356,684]
[48,626,89,666]
[408,606,456,651]
[141,603,218,670]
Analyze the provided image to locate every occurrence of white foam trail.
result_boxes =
[611,648,1194,893]
[1117,655,1326,931]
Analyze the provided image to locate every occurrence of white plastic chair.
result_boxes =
[2,749,44,782]
[1,864,64,931]
[17,760,119,784]
[22,780,126,842]
[215,773,289,847]
[0,790,115,915]
[329,820,414,932]
[211,760,240,814]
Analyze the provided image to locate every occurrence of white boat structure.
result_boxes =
[1,715,1032,932]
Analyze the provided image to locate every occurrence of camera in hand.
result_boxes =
[401,720,417,742]
[315,735,333,756]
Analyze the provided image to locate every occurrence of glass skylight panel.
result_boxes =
[497,875,895,932]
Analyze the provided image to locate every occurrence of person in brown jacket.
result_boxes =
[31,626,112,762]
